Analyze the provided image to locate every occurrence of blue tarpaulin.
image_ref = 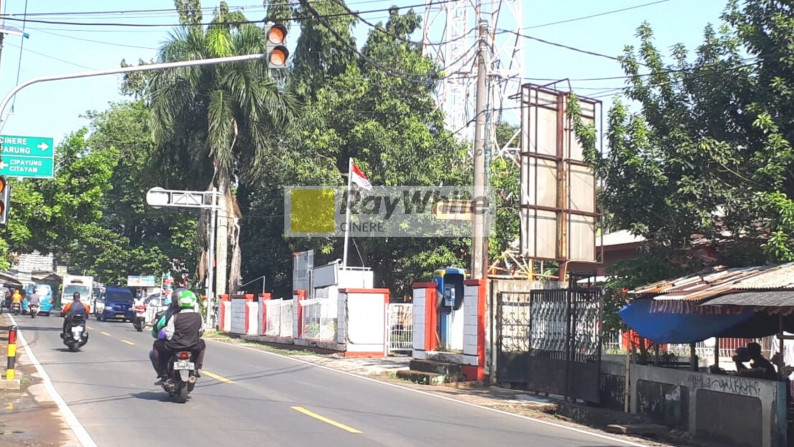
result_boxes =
[619,299,755,344]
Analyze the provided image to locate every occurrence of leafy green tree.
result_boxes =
[488,123,520,260]
[80,101,200,283]
[147,1,296,295]
[0,101,198,283]
[1,130,116,272]
[581,1,794,268]
[240,5,471,297]
[288,0,356,100]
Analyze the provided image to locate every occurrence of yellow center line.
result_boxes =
[292,406,362,434]
[121,339,134,345]
[202,370,233,384]
[100,331,111,336]
[87,326,94,330]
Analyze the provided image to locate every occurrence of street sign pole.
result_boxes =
[146,187,222,329]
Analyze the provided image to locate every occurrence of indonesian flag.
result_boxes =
[351,161,372,190]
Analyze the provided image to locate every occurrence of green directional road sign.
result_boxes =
[0,135,55,178]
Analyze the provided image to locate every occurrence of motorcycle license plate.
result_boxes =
[175,360,194,370]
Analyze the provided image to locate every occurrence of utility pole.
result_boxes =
[471,19,489,280]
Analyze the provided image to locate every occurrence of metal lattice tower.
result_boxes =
[422,0,524,150]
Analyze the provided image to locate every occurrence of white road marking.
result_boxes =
[9,314,97,447]
[207,338,649,447]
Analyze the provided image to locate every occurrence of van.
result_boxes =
[95,286,135,322]
[23,284,54,316]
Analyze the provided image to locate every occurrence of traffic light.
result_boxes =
[265,22,289,69]
[0,177,9,226]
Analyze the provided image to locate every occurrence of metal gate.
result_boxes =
[496,288,602,403]
[386,303,413,354]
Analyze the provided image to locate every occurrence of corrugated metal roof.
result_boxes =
[703,291,794,307]
[630,262,794,302]
[733,263,794,289]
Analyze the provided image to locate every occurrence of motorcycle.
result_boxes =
[11,302,20,316]
[60,315,89,352]
[132,304,146,332]
[160,350,199,403]
[29,303,39,319]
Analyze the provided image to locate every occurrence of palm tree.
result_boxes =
[147,4,295,296]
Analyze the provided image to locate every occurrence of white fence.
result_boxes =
[601,331,775,362]
[300,298,336,341]
[264,299,293,338]
[386,303,412,354]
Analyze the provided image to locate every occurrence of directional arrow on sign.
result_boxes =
[37,142,49,151]
[0,162,6,169]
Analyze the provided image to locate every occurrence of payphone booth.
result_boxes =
[432,267,466,350]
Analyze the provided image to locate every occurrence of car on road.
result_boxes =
[95,286,135,322]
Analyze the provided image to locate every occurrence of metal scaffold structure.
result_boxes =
[422,0,524,154]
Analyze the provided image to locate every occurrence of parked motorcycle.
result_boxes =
[11,302,20,316]
[60,315,89,352]
[132,304,146,332]
[160,350,199,403]
[29,303,39,318]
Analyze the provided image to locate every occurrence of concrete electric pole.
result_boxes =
[471,19,489,280]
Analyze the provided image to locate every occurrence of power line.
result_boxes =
[298,0,441,82]
[522,0,670,30]
[5,41,93,69]
[0,0,460,28]
[37,29,160,50]
[329,0,472,47]
[522,57,761,84]
[0,0,398,18]
[498,29,622,62]
[11,0,31,113]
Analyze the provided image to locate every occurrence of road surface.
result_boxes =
[12,313,648,447]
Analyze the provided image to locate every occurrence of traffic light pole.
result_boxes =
[0,55,267,325]
[0,54,268,126]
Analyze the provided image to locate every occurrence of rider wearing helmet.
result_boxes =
[150,290,205,384]
[61,292,90,334]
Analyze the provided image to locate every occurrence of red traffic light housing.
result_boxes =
[265,23,289,69]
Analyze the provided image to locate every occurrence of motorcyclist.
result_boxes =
[61,292,90,334]
[28,291,40,313]
[150,290,205,385]
[11,289,22,305]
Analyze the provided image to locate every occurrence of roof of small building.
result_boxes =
[630,262,794,302]
[599,230,645,247]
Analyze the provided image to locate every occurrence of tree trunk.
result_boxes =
[196,210,208,286]
[228,217,242,293]
[215,170,229,298]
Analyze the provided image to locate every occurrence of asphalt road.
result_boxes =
[12,313,646,447]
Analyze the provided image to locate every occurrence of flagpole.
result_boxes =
[342,157,353,269]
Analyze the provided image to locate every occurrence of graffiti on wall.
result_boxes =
[687,374,761,397]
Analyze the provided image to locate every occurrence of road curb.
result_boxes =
[6,314,97,447]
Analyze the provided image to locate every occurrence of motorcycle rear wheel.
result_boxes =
[176,384,188,403]
[68,342,79,352]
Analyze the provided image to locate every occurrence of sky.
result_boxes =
[0,0,729,146]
